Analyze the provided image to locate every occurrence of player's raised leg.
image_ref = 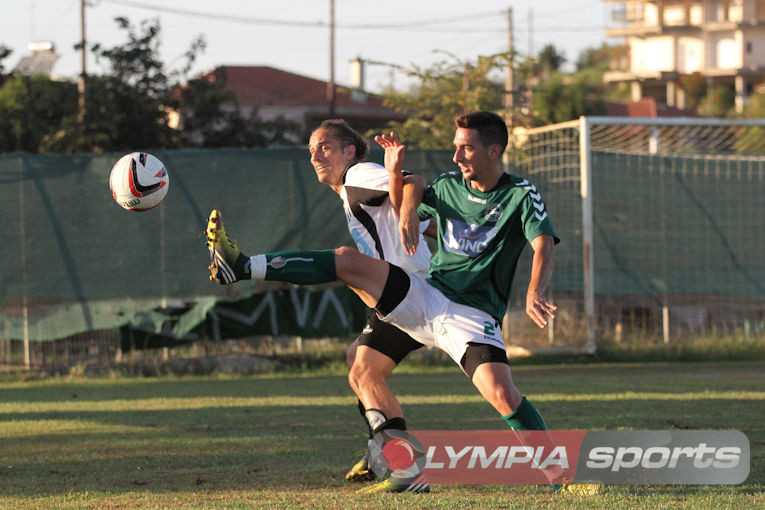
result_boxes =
[206,209,387,307]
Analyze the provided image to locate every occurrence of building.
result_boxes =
[194,65,406,141]
[12,41,59,77]
[603,96,701,116]
[603,0,765,112]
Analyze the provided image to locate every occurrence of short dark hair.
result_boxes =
[314,119,370,162]
[453,111,508,152]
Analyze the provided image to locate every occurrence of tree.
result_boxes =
[576,43,628,72]
[0,44,12,85]
[531,71,606,125]
[374,52,511,149]
[0,76,77,152]
[680,72,707,111]
[734,91,765,153]
[699,85,735,118]
[537,44,566,75]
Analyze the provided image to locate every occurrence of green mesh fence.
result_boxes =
[591,152,764,298]
[510,118,765,350]
[0,148,451,344]
[3,126,764,355]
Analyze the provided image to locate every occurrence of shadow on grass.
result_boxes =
[0,392,762,497]
[1,360,762,404]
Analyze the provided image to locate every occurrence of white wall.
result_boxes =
[678,37,705,72]
[690,3,704,24]
[715,34,742,68]
[664,4,687,24]
[631,36,675,72]
[645,2,660,25]
[729,0,744,21]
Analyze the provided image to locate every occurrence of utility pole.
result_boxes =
[78,0,86,119]
[501,7,514,173]
[503,7,514,127]
[327,0,336,117]
[528,7,533,60]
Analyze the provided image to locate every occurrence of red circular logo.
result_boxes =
[382,438,415,471]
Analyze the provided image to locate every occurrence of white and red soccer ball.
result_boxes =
[109,152,169,211]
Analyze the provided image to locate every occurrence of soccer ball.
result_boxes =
[109,152,169,211]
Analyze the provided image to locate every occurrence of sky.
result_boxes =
[2,0,620,93]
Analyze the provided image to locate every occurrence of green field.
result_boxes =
[0,361,762,509]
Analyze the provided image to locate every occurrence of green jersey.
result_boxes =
[417,171,559,322]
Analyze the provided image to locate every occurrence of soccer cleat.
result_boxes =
[345,451,376,482]
[554,482,604,495]
[205,209,251,284]
[358,472,430,494]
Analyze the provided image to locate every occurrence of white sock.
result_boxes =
[249,254,267,280]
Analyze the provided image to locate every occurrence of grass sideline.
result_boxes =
[0,361,762,509]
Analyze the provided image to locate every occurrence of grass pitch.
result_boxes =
[0,361,762,509]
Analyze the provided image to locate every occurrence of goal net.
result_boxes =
[506,117,765,354]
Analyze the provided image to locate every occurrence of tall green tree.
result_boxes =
[374,52,512,149]
[1,17,299,154]
[44,17,194,153]
[0,76,77,152]
[0,44,12,84]
[531,70,606,125]
[537,44,566,75]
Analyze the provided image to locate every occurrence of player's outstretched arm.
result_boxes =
[399,174,426,255]
[375,131,425,255]
[375,132,406,212]
[526,234,557,328]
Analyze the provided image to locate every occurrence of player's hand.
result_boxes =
[374,132,405,175]
[399,206,420,255]
[526,291,557,328]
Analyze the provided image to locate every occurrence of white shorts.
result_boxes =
[378,269,506,367]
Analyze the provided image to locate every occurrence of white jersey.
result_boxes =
[339,162,431,277]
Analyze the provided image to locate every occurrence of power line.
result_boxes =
[100,0,503,30]
[100,0,324,27]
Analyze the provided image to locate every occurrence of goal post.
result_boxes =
[508,116,765,354]
[579,116,595,354]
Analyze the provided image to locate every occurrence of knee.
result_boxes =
[348,363,367,394]
[348,361,384,392]
[334,246,360,271]
[493,384,522,412]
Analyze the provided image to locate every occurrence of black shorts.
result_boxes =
[358,312,424,365]
[460,342,510,380]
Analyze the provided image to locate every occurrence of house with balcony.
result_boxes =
[603,0,765,112]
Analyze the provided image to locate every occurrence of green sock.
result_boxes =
[503,397,566,489]
[502,396,548,431]
[254,249,337,285]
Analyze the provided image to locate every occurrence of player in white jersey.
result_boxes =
[308,120,432,490]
